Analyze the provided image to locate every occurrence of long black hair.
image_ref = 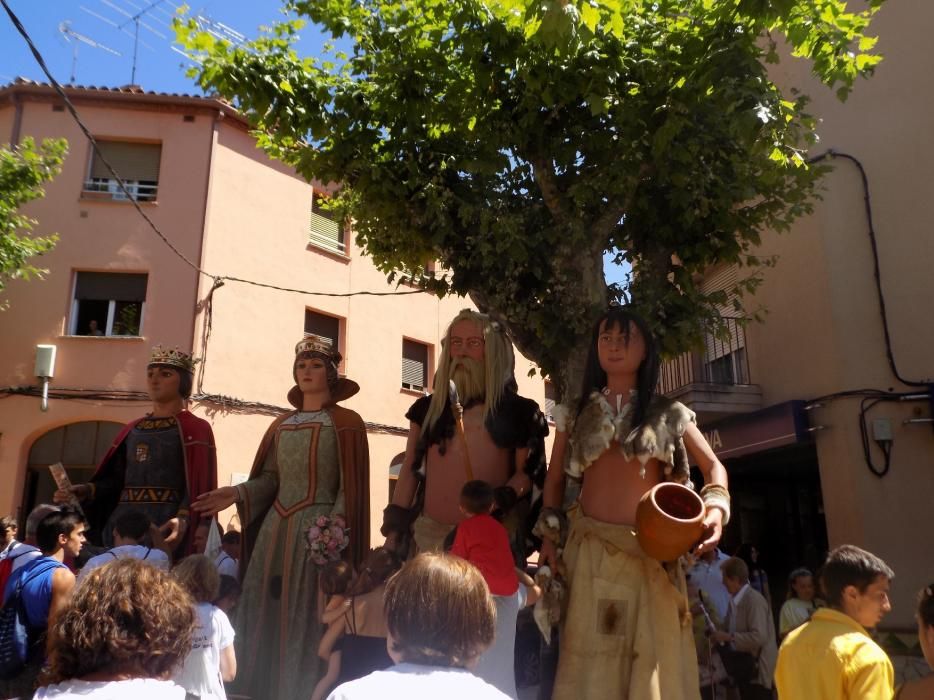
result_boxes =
[576,307,660,428]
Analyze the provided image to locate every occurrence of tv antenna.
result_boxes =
[114,0,170,84]
[58,21,121,84]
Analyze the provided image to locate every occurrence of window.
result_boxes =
[309,192,346,255]
[401,339,429,392]
[544,381,556,423]
[304,309,342,354]
[83,141,161,202]
[71,272,147,336]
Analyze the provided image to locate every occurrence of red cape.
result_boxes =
[91,409,217,555]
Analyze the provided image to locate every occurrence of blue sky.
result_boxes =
[1,0,630,285]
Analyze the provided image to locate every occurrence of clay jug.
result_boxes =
[635,482,706,562]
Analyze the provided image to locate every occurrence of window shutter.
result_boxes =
[90,142,161,182]
[310,194,344,252]
[544,382,556,421]
[75,272,148,301]
[401,340,428,390]
[304,311,340,350]
[699,265,744,361]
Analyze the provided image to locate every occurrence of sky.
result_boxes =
[0,0,630,285]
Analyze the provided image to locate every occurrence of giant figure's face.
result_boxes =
[296,355,330,395]
[448,320,485,363]
[597,319,646,376]
[147,366,182,403]
[448,319,486,404]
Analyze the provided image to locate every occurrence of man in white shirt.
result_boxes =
[78,509,169,584]
[214,530,240,578]
[689,547,731,620]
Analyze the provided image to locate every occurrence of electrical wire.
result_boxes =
[1,0,428,300]
[808,150,928,388]
[0,385,410,436]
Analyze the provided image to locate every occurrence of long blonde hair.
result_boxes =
[421,309,514,437]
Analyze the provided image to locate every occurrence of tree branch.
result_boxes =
[591,162,652,247]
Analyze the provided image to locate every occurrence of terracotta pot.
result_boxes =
[635,482,706,562]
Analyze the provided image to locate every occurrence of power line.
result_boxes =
[808,150,928,388]
[1,0,429,300]
[0,385,410,436]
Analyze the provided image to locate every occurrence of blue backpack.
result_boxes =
[0,559,62,679]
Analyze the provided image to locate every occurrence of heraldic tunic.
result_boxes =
[234,410,344,700]
[104,416,186,546]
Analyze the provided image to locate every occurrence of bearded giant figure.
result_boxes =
[382,309,548,558]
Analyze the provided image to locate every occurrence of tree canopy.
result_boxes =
[0,137,66,308]
[179,0,884,394]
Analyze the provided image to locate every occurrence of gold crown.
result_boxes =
[148,345,197,373]
[295,335,340,363]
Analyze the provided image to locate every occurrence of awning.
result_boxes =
[698,400,811,461]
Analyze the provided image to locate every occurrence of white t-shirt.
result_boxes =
[174,603,235,700]
[78,545,170,584]
[32,677,185,699]
[327,663,512,700]
[214,552,238,578]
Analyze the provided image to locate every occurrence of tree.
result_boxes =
[179,0,884,398]
[0,137,67,308]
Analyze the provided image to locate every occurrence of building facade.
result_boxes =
[661,2,933,636]
[0,81,549,546]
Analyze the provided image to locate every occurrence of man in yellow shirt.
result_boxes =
[775,544,895,699]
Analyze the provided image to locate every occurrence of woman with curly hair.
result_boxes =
[34,558,196,699]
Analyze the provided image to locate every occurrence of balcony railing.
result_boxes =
[658,317,751,395]
[309,211,346,255]
[82,178,158,202]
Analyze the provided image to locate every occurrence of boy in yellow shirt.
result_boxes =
[775,544,895,700]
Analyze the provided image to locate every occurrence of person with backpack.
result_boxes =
[0,506,85,697]
[77,510,170,585]
[0,505,60,596]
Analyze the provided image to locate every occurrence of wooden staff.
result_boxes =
[448,380,474,481]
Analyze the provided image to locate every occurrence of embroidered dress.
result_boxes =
[234,411,345,700]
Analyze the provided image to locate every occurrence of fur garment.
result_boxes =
[558,392,695,483]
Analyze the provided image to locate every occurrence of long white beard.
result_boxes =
[449,357,485,405]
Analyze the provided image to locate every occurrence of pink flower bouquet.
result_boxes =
[304,514,349,566]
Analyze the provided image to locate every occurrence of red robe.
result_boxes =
[90,409,217,555]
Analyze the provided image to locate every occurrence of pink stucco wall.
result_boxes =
[0,87,550,547]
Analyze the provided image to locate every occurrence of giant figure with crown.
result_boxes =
[58,345,217,555]
[193,335,370,700]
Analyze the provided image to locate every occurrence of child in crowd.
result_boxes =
[450,480,539,700]
[311,560,355,700]
[77,509,169,584]
[173,554,236,700]
[333,548,403,686]
[778,567,820,639]
[215,574,242,615]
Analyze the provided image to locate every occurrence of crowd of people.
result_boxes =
[0,307,930,700]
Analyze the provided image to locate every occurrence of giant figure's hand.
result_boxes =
[693,507,724,556]
[538,539,558,571]
[53,484,91,505]
[192,486,238,517]
[160,517,187,547]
